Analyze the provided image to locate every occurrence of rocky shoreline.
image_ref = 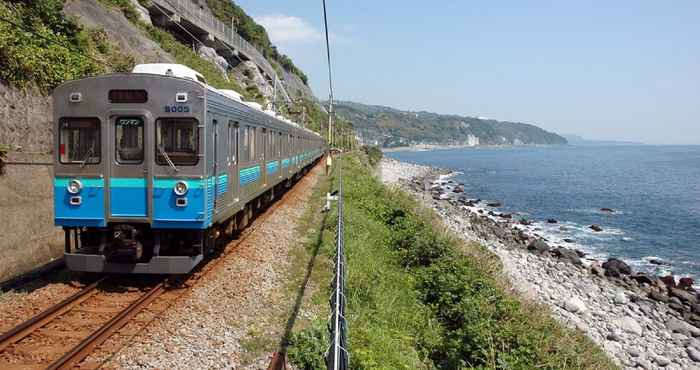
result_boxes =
[380,158,700,370]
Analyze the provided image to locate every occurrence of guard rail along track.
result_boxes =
[0,162,317,369]
[325,153,348,370]
[147,0,293,103]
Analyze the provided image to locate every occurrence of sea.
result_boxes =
[387,145,700,282]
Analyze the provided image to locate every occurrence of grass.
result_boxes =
[287,152,618,370]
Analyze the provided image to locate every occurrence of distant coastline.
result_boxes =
[381,143,562,153]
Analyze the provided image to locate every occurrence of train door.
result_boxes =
[109,115,149,219]
[212,119,226,215]
[261,127,268,188]
[228,120,240,204]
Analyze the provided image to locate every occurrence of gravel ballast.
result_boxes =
[109,165,323,369]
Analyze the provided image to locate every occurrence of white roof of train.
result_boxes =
[131,64,320,138]
[132,63,207,84]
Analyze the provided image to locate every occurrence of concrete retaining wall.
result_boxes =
[0,83,63,284]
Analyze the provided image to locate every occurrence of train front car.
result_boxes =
[53,66,209,274]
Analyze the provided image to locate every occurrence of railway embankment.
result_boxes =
[380,157,700,369]
[286,151,618,369]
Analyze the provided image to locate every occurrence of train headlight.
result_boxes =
[174,180,188,196]
[67,179,82,194]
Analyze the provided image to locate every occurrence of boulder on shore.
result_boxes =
[630,273,655,285]
[552,247,582,265]
[589,224,603,232]
[670,287,698,305]
[546,219,558,224]
[527,239,550,255]
[486,202,502,207]
[660,275,677,289]
[602,258,632,277]
[591,262,605,276]
[649,259,670,266]
[679,277,695,290]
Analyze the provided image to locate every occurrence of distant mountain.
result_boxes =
[332,101,567,148]
[563,135,644,146]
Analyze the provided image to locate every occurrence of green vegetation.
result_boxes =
[334,101,568,147]
[0,0,134,92]
[99,0,266,105]
[362,145,383,167]
[288,153,616,369]
[205,0,309,85]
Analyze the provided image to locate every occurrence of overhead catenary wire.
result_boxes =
[322,0,335,147]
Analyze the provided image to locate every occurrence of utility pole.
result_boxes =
[271,75,278,112]
[327,97,333,148]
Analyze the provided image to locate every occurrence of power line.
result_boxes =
[322,0,335,147]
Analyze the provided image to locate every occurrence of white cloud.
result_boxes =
[254,14,323,44]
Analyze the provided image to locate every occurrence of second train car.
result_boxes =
[53,64,325,274]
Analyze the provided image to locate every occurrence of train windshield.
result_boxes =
[59,118,101,165]
[155,118,199,165]
[116,117,144,164]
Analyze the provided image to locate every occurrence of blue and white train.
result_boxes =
[53,64,325,274]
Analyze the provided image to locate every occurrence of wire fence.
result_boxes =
[325,153,348,370]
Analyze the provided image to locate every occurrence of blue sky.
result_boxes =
[237,1,700,144]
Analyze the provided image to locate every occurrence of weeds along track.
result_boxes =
[0,162,320,369]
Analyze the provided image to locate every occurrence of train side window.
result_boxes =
[261,128,268,159]
[155,118,199,165]
[249,126,255,161]
[243,125,249,162]
[115,117,144,164]
[229,121,238,165]
[278,132,283,156]
[59,118,101,164]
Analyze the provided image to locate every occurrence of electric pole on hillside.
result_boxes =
[231,16,238,37]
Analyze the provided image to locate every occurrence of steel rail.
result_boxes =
[46,281,166,370]
[0,276,107,352]
[0,159,324,369]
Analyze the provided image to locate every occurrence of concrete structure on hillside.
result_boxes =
[145,0,292,103]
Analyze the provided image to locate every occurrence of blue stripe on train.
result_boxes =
[54,177,105,227]
[266,161,279,174]
[217,174,228,196]
[240,166,261,186]
[110,178,147,217]
[153,177,207,229]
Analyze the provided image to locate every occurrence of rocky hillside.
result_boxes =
[334,101,567,147]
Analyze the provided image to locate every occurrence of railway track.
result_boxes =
[0,163,318,369]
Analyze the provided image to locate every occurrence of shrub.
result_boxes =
[0,0,136,92]
[0,1,101,91]
[287,321,328,370]
[361,145,383,166]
